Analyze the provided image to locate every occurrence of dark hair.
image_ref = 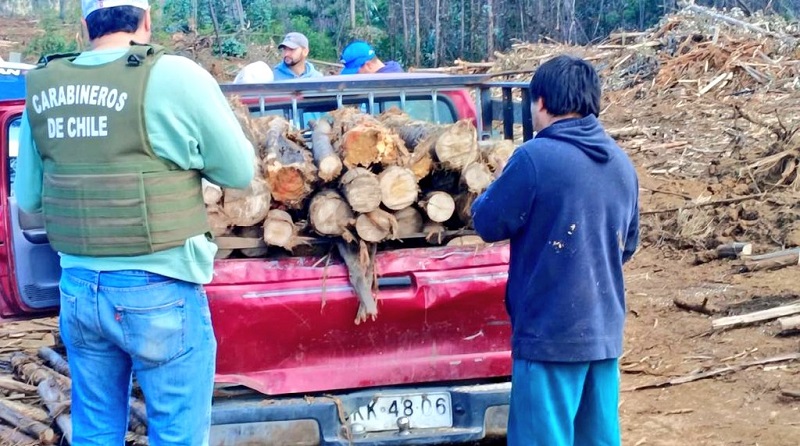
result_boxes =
[529,55,600,117]
[85,6,145,40]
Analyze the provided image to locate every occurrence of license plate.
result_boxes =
[347,392,453,432]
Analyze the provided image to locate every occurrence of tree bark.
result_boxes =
[37,347,70,378]
[37,377,71,445]
[350,0,357,28]
[0,399,57,444]
[435,0,442,66]
[336,241,378,324]
[415,0,421,66]
[401,0,410,61]
[487,0,495,59]
[311,119,343,182]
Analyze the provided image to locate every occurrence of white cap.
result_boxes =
[233,61,274,84]
[82,0,150,19]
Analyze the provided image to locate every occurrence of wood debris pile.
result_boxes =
[207,101,514,323]
[0,319,147,446]
[431,5,800,269]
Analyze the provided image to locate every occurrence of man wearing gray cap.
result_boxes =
[273,32,323,80]
[15,0,254,444]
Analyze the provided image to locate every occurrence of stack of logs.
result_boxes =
[208,101,515,251]
[0,346,148,445]
[206,100,515,322]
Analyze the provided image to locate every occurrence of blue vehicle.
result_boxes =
[0,61,35,102]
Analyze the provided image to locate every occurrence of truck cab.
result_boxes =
[1,70,532,445]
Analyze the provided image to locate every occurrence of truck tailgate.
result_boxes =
[208,243,511,395]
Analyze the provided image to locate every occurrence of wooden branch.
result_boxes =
[673,297,714,316]
[0,398,57,444]
[37,347,70,378]
[778,315,800,335]
[641,193,765,215]
[336,241,378,324]
[0,375,37,393]
[694,242,752,264]
[37,377,71,445]
[310,119,343,182]
[712,301,800,329]
[625,352,800,391]
[736,248,800,273]
[0,424,37,445]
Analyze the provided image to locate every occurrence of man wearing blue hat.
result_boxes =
[273,32,323,80]
[340,41,404,74]
[16,0,254,444]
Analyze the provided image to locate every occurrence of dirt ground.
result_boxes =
[3,12,800,446]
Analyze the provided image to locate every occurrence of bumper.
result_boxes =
[210,381,511,445]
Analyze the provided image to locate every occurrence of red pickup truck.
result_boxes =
[1,66,532,445]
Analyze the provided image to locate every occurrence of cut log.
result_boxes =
[394,206,424,237]
[262,209,309,252]
[712,301,800,329]
[227,96,260,149]
[0,399,49,423]
[309,190,355,240]
[378,166,419,210]
[221,176,272,227]
[355,209,399,242]
[0,375,37,393]
[336,241,378,324]
[202,179,224,206]
[0,425,37,445]
[694,242,753,265]
[461,161,493,194]
[435,120,479,170]
[310,119,343,182]
[447,235,485,246]
[736,248,800,272]
[455,192,478,227]
[37,377,70,445]
[10,353,70,388]
[339,123,403,168]
[482,139,516,174]
[779,315,800,335]
[263,117,317,208]
[340,168,382,213]
[420,191,456,223]
[237,226,269,257]
[0,399,57,444]
[37,347,70,378]
[329,108,406,168]
[378,108,443,149]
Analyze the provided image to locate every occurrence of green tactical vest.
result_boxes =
[25,44,211,257]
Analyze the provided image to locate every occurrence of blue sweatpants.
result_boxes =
[508,358,621,446]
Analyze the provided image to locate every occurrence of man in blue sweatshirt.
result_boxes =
[471,55,639,445]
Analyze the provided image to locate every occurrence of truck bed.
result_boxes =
[209,242,512,396]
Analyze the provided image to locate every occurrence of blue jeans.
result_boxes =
[59,268,217,446]
[508,359,621,446]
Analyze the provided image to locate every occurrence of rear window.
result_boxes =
[251,95,458,129]
[8,117,20,192]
